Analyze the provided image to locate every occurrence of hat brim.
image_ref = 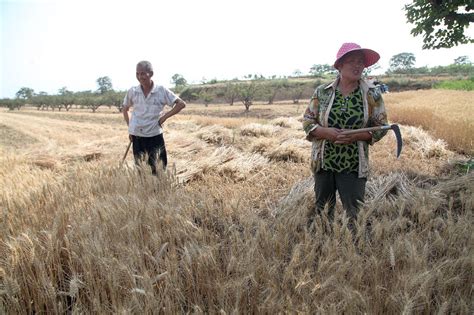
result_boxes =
[334,48,380,69]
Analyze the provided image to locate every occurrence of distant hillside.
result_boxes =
[175,74,469,105]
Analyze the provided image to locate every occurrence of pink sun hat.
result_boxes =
[334,42,380,69]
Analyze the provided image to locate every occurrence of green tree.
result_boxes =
[261,79,288,104]
[292,69,303,77]
[309,64,336,76]
[389,53,416,73]
[0,98,23,110]
[363,63,382,77]
[171,74,187,92]
[177,87,199,102]
[96,76,113,94]
[404,0,474,49]
[16,87,34,100]
[223,81,240,106]
[289,82,305,104]
[454,55,471,65]
[84,95,103,113]
[48,95,62,111]
[104,91,126,112]
[58,86,72,95]
[58,87,75,111]
[199,90,213,107]
[238,82,258,111]
[31,92,49,110]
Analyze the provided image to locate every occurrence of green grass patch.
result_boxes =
[456,159,474,174]
[434,77,474,91]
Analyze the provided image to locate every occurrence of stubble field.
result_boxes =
[0,90,473,313]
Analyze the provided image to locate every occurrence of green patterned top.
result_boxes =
[302,78,388,178]
[322,87,365,172]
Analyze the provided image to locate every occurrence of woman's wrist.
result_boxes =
[354,131,372,142]
[364,131,373,141]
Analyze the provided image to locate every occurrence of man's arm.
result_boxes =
[122,105,130,126]
[122,89,133,141]
[122,89,132,126]
[159,98,186,126]
[122,105,133,142]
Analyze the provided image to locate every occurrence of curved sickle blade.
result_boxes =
[390,124,402,158]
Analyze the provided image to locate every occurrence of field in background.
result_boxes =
[0,90,472,313]
[385,89,473,154]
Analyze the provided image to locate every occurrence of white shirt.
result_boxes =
[123,83,178,137]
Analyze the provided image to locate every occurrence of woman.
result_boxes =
[303,42,388,230]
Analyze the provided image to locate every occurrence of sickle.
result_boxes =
[120,140,132,166]
[341,124,402,158]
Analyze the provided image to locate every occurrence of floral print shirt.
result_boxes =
[323,87,365,173]
[302,77,388,178]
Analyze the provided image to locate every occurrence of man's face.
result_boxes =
[136,65,153,86]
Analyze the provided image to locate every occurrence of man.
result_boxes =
[123,60,186,174]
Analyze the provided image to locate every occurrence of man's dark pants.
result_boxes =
[312,169,366,229]
[131,134,167,175]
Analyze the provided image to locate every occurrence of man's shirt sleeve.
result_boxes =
[123,88,134,109]
[163,87,179,107]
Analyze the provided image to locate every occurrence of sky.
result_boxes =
[1,0,473,98]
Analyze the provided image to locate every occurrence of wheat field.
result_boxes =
[0,90,473,313]
[385,89,473,154]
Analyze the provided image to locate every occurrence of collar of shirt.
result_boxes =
[135,81,161,96]
[324,76,376,92]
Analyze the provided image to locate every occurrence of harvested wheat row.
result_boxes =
[270,117,302,129]
[401,126,454,158]
[217,152,269,179]
[266,143,308,163]
[195,125,234,145]
[239,123,282,137]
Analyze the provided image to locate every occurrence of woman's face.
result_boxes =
[338,51,365,82]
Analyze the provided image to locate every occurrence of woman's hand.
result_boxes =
[311,127,342,142]
[335,131,372,144]
[334,133,357,144]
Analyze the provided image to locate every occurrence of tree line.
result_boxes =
[2,0,473,111]
[1,55,472,112]
[178,79,318,111]
[174,57,473,110]
[308,54,473,76]
[0,77,125,112]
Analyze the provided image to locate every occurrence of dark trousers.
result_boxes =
[132,134,167,175]
[312,169,366,227]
